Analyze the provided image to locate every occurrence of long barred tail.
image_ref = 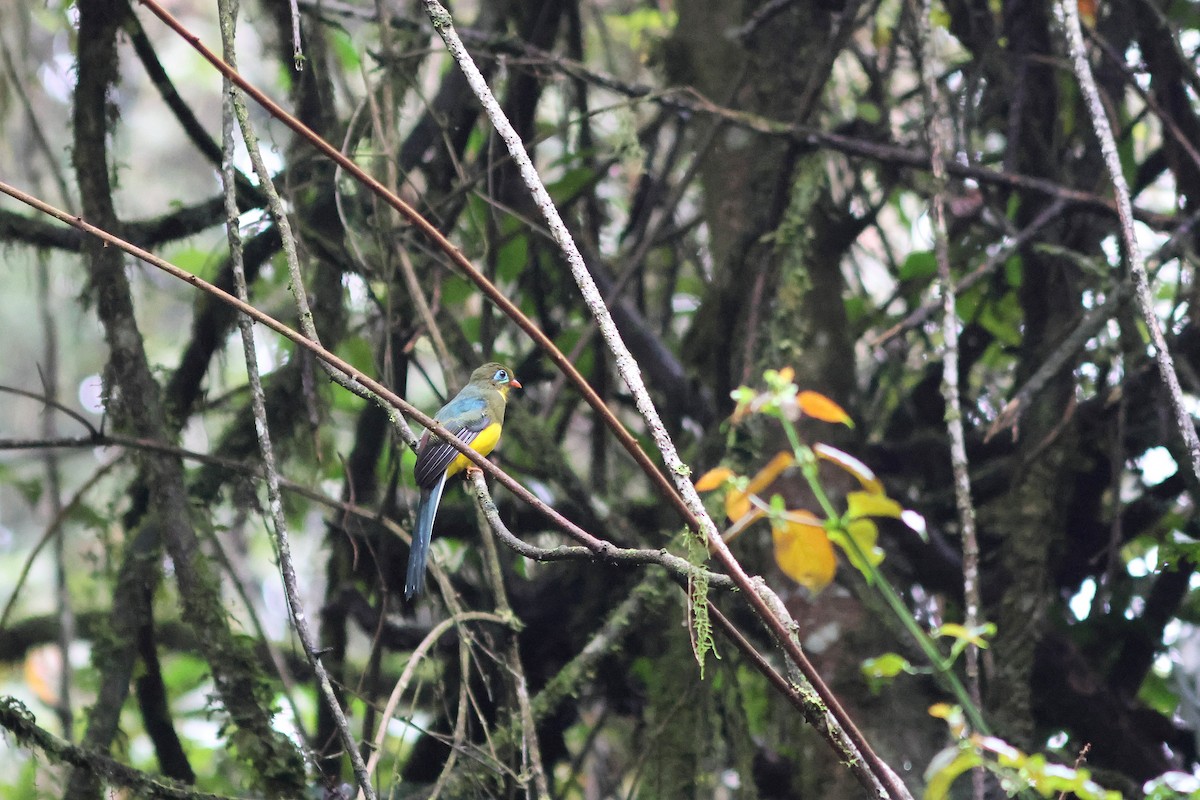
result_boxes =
[405,472,448,599]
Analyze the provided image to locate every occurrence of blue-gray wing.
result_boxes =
[413,395,493,489]
[413,425,485,488]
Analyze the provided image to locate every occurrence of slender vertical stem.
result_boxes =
[217,1,376,796]
[908,8,985,795]
[1059,0,1200,480]
[418,6,911,797]
[38,253,73,738]
[908,0,983,708]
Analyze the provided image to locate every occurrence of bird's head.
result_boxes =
[471,362,522,397]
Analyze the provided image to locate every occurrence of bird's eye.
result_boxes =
[494,369,508,382]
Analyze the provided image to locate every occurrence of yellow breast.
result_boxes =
[445,422,503,478]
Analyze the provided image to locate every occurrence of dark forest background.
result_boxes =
[2,0,1200,797]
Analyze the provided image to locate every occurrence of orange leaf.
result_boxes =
[24,646,61,706]
[725,490,751,523]
[796,391,854,427]
[725,452,794,522]
[746,452,794,495]
[695,466,734,492]
[1078,0,1097,27]
[772,519,837,593]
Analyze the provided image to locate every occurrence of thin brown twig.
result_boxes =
[0,180,597,548]
[130,0,698,532]
[705,604,875,778]
[1054,743,1091,800]
[986,288,1124,442]
[0,429,394,530]
[1084,27,1200,177]
[360,610,513,788]
[0,384,99,437]
[426,5,910,796]
[300,0,1173,228]
[209,513,310,740]
[436,574,666,797]
[216,0,376,793]
[0,29,74,210]
[422,6,911,797]
[0,189,732,593]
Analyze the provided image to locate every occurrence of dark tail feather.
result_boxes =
[406,473,447,598]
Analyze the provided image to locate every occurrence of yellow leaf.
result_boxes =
[695,466,734,492]
[936,622,970,640]
[725,491,751,522]
[829,519,885,576]
[928,703,968,738]
[935,623,994,648]
[924,746,978,800]
[846,491,903,520]
[814,444,883,494]
[846,519,884,562]
[796,390,854,427]
[721,507,766,543]
[772,519,837,593]
[928,703,954,720]
[725,452,794,522]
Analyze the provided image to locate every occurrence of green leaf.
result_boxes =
[979,291,1022,346]
[546,167,597,203]
[1005,191,1021,221]
[13,476,42,505]
[899,250,937,281]
[496,235,529,283]
[328,26,361,71]
[736,664,770,736]
[844,295,867,323]
[862,652,910,678]
[861,652,912,692]
[1137,668,1179,716]
[336,334,376,376]
[1003,253,1022,288]
[440,273,474,307]
[168,245,219,282]
[828,520,884,580]
[856,102,882,124]
[605,7,678,52]
[161,653,213,695]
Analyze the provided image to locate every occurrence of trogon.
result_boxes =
[406,362,521,598]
